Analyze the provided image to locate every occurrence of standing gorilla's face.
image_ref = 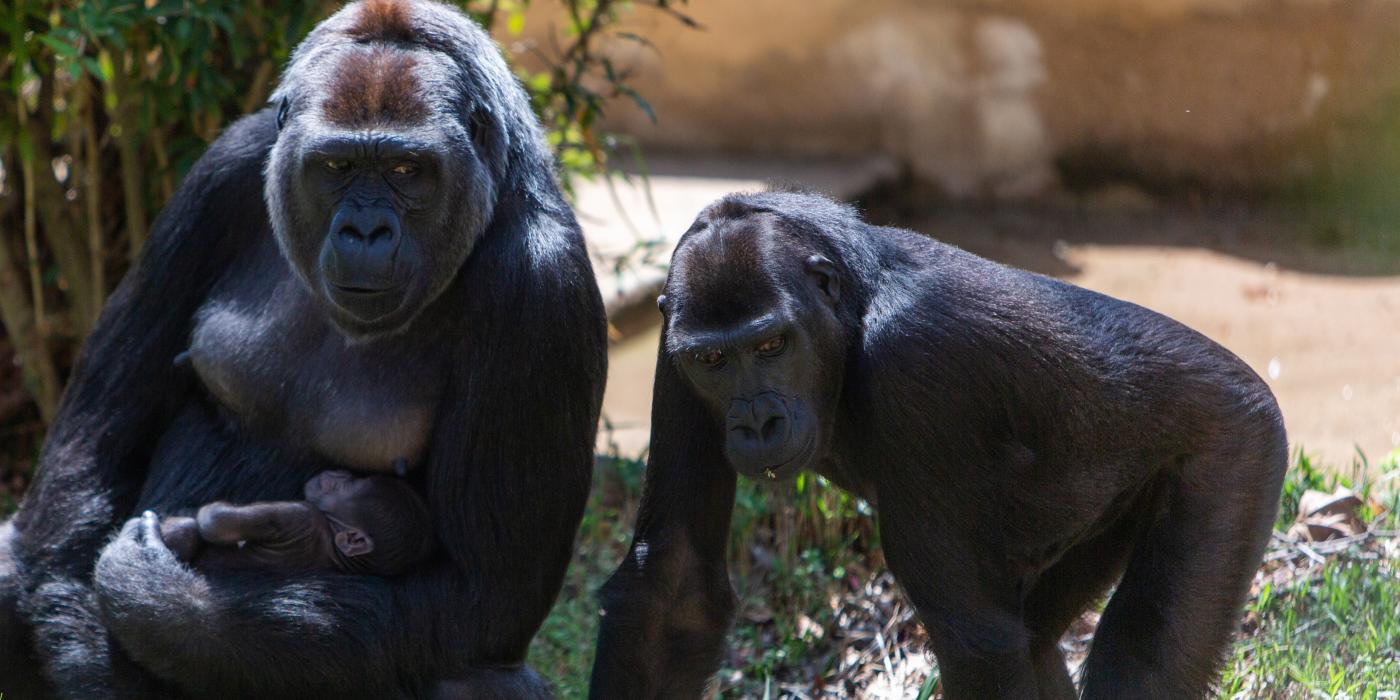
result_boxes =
[663,213,847,480]
[266,45,495,338]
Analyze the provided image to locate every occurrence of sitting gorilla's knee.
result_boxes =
[433,666,553,700]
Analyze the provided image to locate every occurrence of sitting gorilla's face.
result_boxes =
[662,211,848,480]
[266,42,496,337]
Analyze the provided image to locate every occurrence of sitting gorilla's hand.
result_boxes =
[93,512,212,682]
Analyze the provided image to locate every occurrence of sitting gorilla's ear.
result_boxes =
[467,107,492,156]
[657,294,668,314]
[805,255,840,304]
[276,97,291,131]
[334,529,375,557]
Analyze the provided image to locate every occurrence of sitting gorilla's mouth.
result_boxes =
[325,281,408,322]
[332,282,401,294]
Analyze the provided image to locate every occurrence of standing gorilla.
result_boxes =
[0,0,606,696]
[590,192,1285,699]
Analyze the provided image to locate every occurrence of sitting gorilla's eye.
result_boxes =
[755,335,787,356]
[324,159,351,172]
[391,162,419,176]
[694,349,725,367]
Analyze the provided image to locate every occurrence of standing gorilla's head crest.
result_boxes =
[264,0,553,337]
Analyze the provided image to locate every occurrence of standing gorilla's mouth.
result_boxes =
[735,431,817,482]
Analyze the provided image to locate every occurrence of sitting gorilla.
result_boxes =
[161,470,435,576]
[0,0,606,696]
[590,192,1286,699]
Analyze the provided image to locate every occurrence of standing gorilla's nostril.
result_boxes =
[726,393,790,460]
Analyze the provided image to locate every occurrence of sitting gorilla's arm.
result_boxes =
[93,210,605,696]
[589,349,739,698]
[12,112,269,581]
[11,110,271,697]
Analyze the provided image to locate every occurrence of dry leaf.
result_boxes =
[1286,488,1367,542]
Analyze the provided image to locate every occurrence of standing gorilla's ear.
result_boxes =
[657,294,668,314]
[276,97,291,131]
[805,255,840,304]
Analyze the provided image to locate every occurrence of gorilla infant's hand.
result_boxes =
[160,515,202,562]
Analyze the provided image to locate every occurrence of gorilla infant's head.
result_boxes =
[660,193,866,480]
[265,0,535,336]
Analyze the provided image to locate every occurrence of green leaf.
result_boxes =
[37,34,80,57]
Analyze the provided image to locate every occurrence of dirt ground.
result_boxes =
[601,196,1400,469]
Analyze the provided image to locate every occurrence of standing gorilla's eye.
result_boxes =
[325,159,351,172]
[755,335,786,356]
[694,349,725,367]
[390,162,419,176]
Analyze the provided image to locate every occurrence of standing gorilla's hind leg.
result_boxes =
[1081,420,1286,699]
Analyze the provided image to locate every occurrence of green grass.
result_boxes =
[1217,449,1400,699]
[1220,560,1399,699]
[527,456,643,695]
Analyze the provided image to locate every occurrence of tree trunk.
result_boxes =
[26,57,97,334]
[105,50,149,262]
[0,232,60,424]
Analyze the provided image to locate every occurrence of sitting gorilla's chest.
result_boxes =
[189,272,448,473]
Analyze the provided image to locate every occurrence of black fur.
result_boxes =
[0,1,606,696]
[590,191,1286,699]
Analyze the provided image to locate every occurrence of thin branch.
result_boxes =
[81,76,105,318]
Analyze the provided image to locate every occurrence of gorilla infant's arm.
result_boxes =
[165,471,437,576]
[165,502,334,574]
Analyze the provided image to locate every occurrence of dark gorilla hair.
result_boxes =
[265,0,545,337]
[0,1,606,697]
[591,190,1286,699]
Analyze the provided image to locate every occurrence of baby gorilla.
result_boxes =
[161,470,434,576]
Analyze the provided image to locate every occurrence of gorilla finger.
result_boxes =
[140,511,165,548]
[117,516,145,541]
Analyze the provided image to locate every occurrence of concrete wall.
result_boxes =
[510,0,1400,197]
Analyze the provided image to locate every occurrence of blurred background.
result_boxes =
[2,1,1398,697]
